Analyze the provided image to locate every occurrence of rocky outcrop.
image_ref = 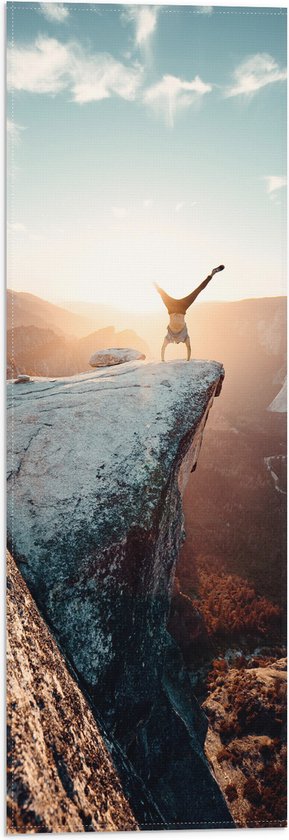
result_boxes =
[268,378,287,413]
[203,658,287,827]
[7,550,138,834]
[168,576,212,668]
[7,359,233,828]
[89,347,145,367]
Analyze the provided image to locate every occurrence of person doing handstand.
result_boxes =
[155,264,225,361]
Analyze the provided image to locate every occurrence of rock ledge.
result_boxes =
[7,359,232,828]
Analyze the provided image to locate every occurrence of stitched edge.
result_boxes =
[138,820,287,827]
[6,2,287,13]
[10,0,15,833]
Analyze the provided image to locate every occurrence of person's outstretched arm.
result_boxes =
[180,265,225,311]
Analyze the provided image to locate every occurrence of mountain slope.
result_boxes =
[268,378,287,413]
[7,290,96,338]
[203,657,287,828]
[7,551,138,834]
[7,324,149,378]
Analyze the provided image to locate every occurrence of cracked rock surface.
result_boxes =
[7,551,138,834]
[7,359,232,828]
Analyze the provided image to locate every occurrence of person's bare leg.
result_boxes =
[179,265,225,311]
[185,336,191,361]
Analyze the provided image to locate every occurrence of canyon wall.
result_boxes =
[7,359,233,828]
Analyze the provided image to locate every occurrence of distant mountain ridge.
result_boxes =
[6,291,286,410]
[7,289,97,338]
[7,324,149,378]
[6,290,149,377]
[268,378,287,413]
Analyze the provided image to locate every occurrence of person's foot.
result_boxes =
[212,264,225,275]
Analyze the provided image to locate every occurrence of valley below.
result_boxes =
[169,379,286,827]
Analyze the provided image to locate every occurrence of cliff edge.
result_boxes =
[7,359,233,828]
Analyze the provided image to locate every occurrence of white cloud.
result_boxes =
[7,120,25,143]
[264,176,287,198]
[8,222,27,233]
[176,201,197,212]
[8,222,44,242]
[8,35,213,121]
[7,36,70,94]
[197,6,213,14]
[143,73,212,126]
[111,207,129,219]
[71,54,142,104]
[40,3,69,23]
[143,199,153,209]
[28,232,44,242]
[7,36,143,103]
[122,6,158,48]
[225,53,287,98]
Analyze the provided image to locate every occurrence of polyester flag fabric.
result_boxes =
[6,1,287,832]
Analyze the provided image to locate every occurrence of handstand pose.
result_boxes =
[155,264,225,361]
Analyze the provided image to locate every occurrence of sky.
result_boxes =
[7,2,287,313]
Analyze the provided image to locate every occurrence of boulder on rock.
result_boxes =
[15,374,31,384]
[89,347,145,367]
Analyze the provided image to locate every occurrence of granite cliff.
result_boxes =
[7,359,233,829]
[7,551,138,833]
